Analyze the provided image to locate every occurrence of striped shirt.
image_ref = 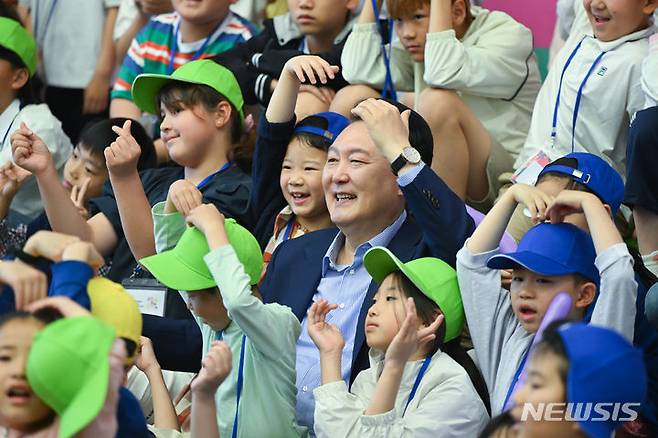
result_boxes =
[112,11,257,104]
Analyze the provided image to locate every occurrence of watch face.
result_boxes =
[402,147,421,164]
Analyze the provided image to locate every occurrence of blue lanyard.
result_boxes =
[502,347,530,409]
[34,0,59,43]
[1,112,19,146]
[402,355,432,415]
[196,161,234,190]
[282,220,295,241]
[168,20,222,75]
[371,0,397,101]
[231,335,247,438]
[550,37,606,153]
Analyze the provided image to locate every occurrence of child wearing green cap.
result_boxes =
[139,202,306,437]
[13,59,253,285]
[0,15,72,220]
[309,246,489,437]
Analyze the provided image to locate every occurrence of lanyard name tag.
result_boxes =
[511,149,553,186]
[121,278,168,316]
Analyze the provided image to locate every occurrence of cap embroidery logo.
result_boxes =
[597,66,608,77]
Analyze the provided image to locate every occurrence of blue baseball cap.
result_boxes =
[538,152,624,215]
[293,112,349,144]
[556,323,647,438]
[487,223,600,284]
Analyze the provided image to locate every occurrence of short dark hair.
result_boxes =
[157,82,251,170]
[352,98,434,166]
[532,320,570,385]
[78,118,157,171]
[292,115,334,152]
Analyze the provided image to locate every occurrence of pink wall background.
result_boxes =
[482,0,558,47]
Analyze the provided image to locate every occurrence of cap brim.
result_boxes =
[132,74,200,115]
[140,251,215,291]
[487,251,576,276]
[57,332,114,438]
[364,247,407,284]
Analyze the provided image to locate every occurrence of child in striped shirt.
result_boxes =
[110,0,257,161]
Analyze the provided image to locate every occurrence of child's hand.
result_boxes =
[70,177,91,220]
[0,260,47,310]
[61,241,104,269]
[165,179,202,215]
[283,55,339,86]
[24,230,81,262]
[135,336,161,375]
[307,299,345,356]
[27,296,91,317]
[384,297,444,368]
[0,162,30,200]
[186,203,224,233]
[105,120,141,178]
[507,183,554,224]
[351,98,411,162]
[10,122,55,176]
[545,190,601,224]
[191,340,233,398]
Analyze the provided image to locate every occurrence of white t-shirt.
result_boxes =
[20,0,121,88]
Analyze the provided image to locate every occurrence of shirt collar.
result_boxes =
[322,210,407,275]
[0,99,20,147]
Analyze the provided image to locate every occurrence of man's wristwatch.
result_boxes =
[391,146,421,175]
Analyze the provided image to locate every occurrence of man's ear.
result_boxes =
[574,282,597,309]
[213,100,233,129]
[602,203,612,217]
[11,67,29,92]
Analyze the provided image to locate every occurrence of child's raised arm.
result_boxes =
[106,120,156,260]
[135,336,180,431]
[11,123,119,255]
[467,183,554,254]
[357,0,383,23]
[190,341,233,438]
[545,190,623,255]
[307,299,345,385]
[266,55,339,123]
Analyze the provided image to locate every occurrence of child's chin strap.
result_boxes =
[371,0,397,101]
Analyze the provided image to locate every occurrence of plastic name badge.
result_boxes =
[121,278,167,317]
[511,150,553,186]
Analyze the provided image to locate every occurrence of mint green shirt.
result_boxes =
[152,202,307,437]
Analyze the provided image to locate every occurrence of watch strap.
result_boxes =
[391,154,407,176]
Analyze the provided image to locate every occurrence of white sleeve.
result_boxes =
[641,33,658,107]
[341,23,416,92]
[113,0,139,40]
[589,243,638,342]
[423,20,534,99]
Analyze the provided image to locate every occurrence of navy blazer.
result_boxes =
[261,164,475,382]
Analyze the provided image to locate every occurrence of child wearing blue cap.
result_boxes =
[457,181,638,415]
[505,152,658,434]
[253,55,349,273]
[510,322,647,438]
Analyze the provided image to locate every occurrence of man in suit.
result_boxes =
[261,98,475,430]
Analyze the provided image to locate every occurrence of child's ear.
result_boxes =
[643,0,658,15]
[10,68,29,92]
[345,0,359,12]
[602,203,612,217]
[213,100,233,129]
[574,282,597,309]
[452,0,468,26]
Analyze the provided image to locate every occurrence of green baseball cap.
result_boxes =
[363,247,465,343]
[131,59,244,125]
[0,17,37,76]
[140,219,263,290]
[27,316,116,438]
